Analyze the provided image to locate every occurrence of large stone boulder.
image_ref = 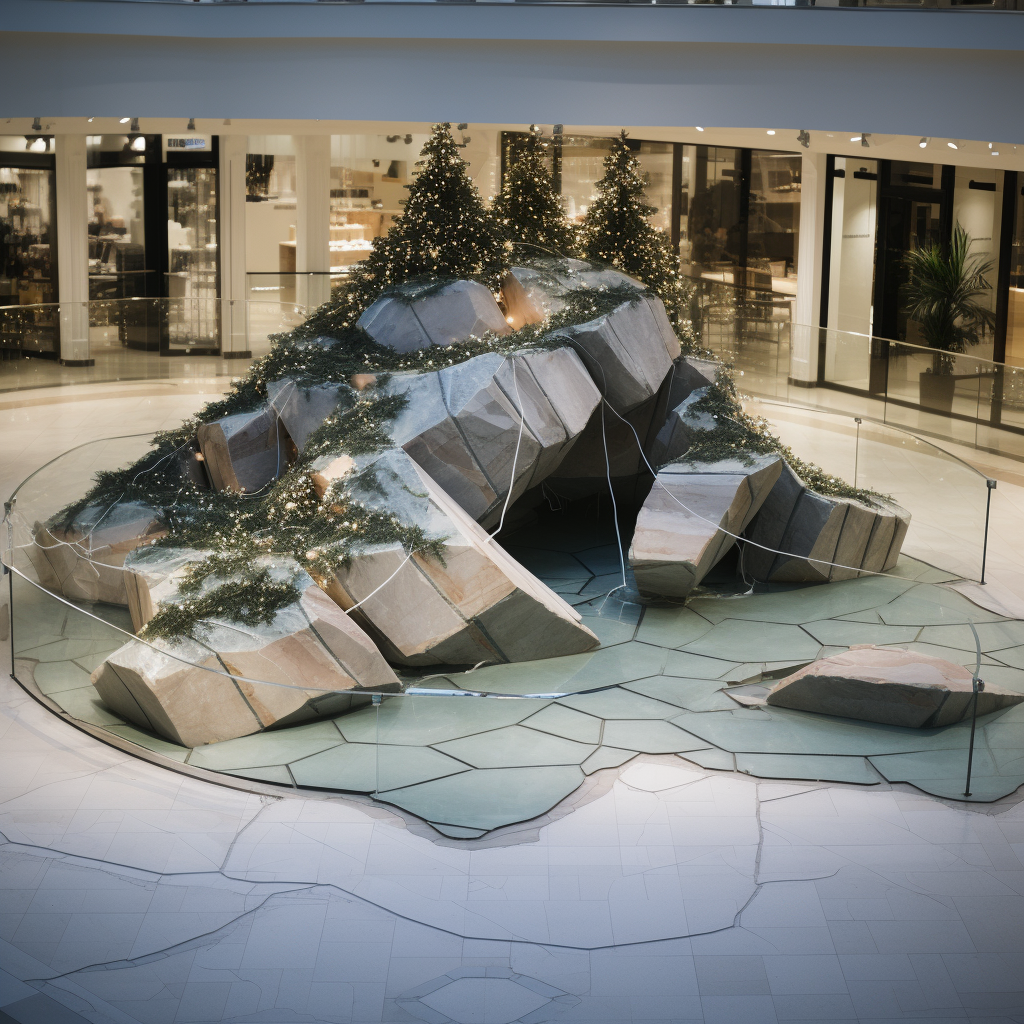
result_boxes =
[629,454,784,599]
[92,560,400,747]
[357,279,510,353]
[648,387,717,468]
[386,348,600,526]
[766,645,1024,728]
[546,295,680,415]
[197,406,286,494]
[309,447,600,667]
[29,502,166,607]
[268,379,355,454]
[743,462,911,583]
[501,259,644,328]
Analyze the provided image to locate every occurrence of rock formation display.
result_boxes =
[309,448,599,666]
[744,462,911,583]
[358,279,510,352]
[197,406,286,494]
[766,645,1023,728]
[629,454,783,599]
[92,559,400,747]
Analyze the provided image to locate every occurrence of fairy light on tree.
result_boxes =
[580,130,689,331]
[492,131,579,259]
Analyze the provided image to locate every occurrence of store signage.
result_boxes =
[167,138,206,150]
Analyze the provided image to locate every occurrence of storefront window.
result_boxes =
[245,135,298,279]
[749,150,801,285]
[1006,176,1024,367]
[0,162,55,307]
[952,166,1001,361]
[684,146,743,277]
[167,166,219,350]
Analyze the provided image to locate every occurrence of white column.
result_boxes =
[219,133,249,358]
[54,135,90,364]
[791,151,829,386]
[295,135,331,310]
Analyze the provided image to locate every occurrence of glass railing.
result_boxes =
[70,0,1024,9]
[0,297,308,392]
[246,271,347,310]
[1,402,1005,816]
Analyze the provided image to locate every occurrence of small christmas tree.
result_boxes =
[580,131,689,330]
[492,133,578,259]
[321,123,510,333]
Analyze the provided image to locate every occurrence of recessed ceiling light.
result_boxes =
[850,136,861,143]
[119,117,130,124]
[767,130,775,136]
[919,137,928,148]
[695,126,704,132]
[948,142,959,150]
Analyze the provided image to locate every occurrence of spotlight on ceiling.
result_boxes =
[404,134,413,145]
[119,117,130,124]
[919,137,928,148]
[767,130,776,136]
[29,137,48,153]
[130,135,146,152]
[695,126,704,132]
[87,117,95,123]
[529,124,540,134]
[32,116,41,132]
[797,130,810,149]
[187,117,195,131]
[948,141,959,150]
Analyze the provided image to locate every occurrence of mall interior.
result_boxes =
[3,2,1024,1023]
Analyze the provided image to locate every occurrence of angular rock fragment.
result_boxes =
[766,645,1024,728]
[30,502,166,606]
[197,406,286,494]
[501,259,645,328]
[743,463,911,583]
[357,279,510,353]
[309,447,599,667]
[629,454,784,599]
[648,388,717,468]
[268,379,355,454]
[386,348,600,525]
[547,295,680,414]
[92,560,400,747]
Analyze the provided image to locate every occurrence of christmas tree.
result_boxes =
[492,132,578,259]
[580,131,689,330]
[316,123,511,334]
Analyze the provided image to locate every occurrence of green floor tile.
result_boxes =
[918,621,1024,653]
[680,748,735,771]
[971,666,1024,693]
[105,724,190,761]
[736,752,879,784]
[876,641,1004,668]
[519,703,602,743]
[885,556,960,584]
[836,610,884,624]
[601,719,709,754]
[32,660,93,696]
[581,746,637,774]
[380,766,585,830]
[802,620,921,647]
[435,725,596,768]
[624,677,737,712]
[869,748,1024,801]
[580,615,637,648]
[337,695,542,746]
[687,575,916,626]
[682,706,976,757]
[504,546,589,580]
[291,742,468,793]
[680,619,822,663]
[878,585,1009,626]
[662,650,739,679]
[188,720,345,770]
[575,544,625,576]
[444,653,597,695]
[430,824,488,839]
[975,647,1024,672]
[558,686,679,720]
[53,686,127,727]
[635,606,715,649]
[222,765,295,786]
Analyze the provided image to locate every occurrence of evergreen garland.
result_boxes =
[580,131,691,336]
[492,133,579,259]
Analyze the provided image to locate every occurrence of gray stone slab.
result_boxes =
[581,746,638,774]
[291,742,468,793]
[680,620,822,663]
[54,686,126,727]
[188,721,345,770]
[520,703,603,743]
[648,387,717,467]
[336,694,542,745]
[442,653,597,696]
[557,687,680,720]
[435,725,596,768]
[381,766,585,830]
[267,378,355,453]
[600,719,710,754]
[735,752,880,784]
[198,405,285,493]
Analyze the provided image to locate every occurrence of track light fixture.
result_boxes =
[32,116,41,131]
[919,138,928,148]
[553,124,564,136]
[457,123,468,131]
[187,117,195,131]
[797,130,810,149]
[130,117,139,133]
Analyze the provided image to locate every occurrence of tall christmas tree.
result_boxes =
[580,131,688,329]
[492,133,578,259]
[317,123,511,334]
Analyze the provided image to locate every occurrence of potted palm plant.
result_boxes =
[903,224,995,414]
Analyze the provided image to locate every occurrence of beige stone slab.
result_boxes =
[198,406,284,493]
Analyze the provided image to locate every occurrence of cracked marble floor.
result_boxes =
[2,383,1024,1023]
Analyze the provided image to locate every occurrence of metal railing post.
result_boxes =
[981,478,996,586]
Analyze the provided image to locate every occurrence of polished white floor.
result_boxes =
[2,381,1023,1024]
